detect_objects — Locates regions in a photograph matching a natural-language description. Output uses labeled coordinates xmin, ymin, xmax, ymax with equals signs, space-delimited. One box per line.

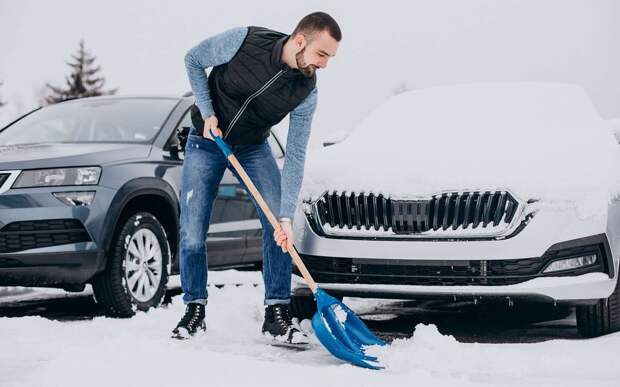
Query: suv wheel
xmin=576 ymin=275 xmax=620 ymax=337
xmin=93 ymin=212 xmax=171 ymax=317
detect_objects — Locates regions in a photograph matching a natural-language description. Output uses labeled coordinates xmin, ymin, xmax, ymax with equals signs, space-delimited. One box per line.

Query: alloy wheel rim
xmin=124 ymin=228 xmax=163 ymax=302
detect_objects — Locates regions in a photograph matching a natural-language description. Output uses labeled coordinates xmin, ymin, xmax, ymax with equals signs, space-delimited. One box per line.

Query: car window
xmin=0 ymin=98 xmax=178 ymax=145
xmin=178 ymin=109 xmax=193 ymax=131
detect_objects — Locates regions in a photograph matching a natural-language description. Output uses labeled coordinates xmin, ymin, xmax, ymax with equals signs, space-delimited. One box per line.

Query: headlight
xmin=13 ymin=167 xmax=101 ymax=188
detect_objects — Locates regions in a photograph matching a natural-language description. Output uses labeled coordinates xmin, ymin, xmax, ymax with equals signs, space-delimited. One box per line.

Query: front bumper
xmin=0 ymin=243 xmax=106 ymax=286
xmin=292 ymin=272 xmax=614 ymax=305
xmin=292 ymin=234 xmax=615 ymax=303
xmin=0 ymin=174 xmax=116 ymax=286
xmin=292 ymin=201 xmax=620 ymax=303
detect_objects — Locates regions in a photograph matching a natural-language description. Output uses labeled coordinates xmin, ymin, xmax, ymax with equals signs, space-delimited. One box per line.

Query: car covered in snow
xmin=291 ymin=83 xmax=620 ymax=337
xmin=0 ymin=94 xmax=286 ymax=316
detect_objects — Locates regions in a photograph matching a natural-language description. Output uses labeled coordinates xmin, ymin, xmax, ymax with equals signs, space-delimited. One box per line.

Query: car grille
xmin=297 ymin=241 xmax=608 ymax=287
xmin=310 ymin=190 xmax=522 ymax=238
xmin=0 ymin=219 xmax=91 ymax=253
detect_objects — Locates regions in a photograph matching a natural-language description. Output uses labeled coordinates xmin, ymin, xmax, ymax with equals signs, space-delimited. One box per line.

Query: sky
xmin=1 ymin=0 xmax=619 ymax=148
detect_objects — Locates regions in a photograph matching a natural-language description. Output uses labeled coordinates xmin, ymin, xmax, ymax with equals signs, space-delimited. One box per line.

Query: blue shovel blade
xmin=311 ymin=288 xmax=386 ymax=370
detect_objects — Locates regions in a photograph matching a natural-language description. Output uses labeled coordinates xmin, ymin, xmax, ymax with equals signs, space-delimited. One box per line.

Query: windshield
xmin=0 ymin=98 xmax=178 ymax=145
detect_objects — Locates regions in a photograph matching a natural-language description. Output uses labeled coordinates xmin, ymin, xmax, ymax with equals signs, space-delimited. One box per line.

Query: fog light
xmin=53 ymin=191 xmax=95 ymax=206
xmin=543 ymin=254 xmax=597 ymax=273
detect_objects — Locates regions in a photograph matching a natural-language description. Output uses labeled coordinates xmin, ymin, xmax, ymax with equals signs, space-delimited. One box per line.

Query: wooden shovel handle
xmin=227 ymin=153 xmax=318 ymax=293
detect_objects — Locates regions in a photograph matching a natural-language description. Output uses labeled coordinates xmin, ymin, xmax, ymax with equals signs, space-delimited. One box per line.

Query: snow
xmin=367 ymin=323 xmax=619 ymax=384
xmin=610 ymin=118 xmax=620 ymax=142
xmin=332 ymin=304 xmax=348 ymax=324
xmin=0 ymin=286 xmax=91 ymax=304
xmin=302 ymin=83 xmax=620 ymax=219
xmin=1 ymin=271 xmax=619 ymax=386
xmin=133 ymin=214 xmax=142 ymax=226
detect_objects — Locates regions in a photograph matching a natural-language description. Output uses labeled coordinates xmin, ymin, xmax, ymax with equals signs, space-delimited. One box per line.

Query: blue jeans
xmin=179 ymin=128 xmax=291 ymax=306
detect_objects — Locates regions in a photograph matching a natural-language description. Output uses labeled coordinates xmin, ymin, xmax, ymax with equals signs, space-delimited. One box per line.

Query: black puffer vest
xmin=191 ymin=26 xmax=317 ymax=145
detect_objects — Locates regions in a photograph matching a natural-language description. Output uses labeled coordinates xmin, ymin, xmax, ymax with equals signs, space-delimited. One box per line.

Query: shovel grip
xmin=210 ymin=132 xmax=318 ymax=293
xmin=209 ymin=129 xmax=232 ymax=157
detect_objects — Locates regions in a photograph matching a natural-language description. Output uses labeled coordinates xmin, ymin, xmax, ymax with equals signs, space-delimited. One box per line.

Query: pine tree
xmin=45 ymin=40 xmax=117 ymax=104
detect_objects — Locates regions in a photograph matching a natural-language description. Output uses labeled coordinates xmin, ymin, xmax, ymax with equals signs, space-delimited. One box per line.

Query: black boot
xmin=171 ymin=303 xmax=206 ymax=340
xmin=261 ymin=303 xmax=309 ymax=346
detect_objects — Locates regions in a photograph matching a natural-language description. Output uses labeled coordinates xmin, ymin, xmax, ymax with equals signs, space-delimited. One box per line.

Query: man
xmin=172 ymin=12 xmax=341 ymax=346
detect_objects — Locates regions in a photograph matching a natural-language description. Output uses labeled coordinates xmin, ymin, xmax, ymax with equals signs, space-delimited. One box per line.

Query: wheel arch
xmin=101 ymin=177 xmax=180 ymax=269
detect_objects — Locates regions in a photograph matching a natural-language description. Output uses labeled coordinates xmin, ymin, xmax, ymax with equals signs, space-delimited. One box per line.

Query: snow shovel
xmin=208 ymin=129 xmax=386 ymax=369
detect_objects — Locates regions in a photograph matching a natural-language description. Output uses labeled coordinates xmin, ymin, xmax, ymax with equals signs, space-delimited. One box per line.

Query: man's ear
xmin=293 ymin=33 xmax=306 ymax=49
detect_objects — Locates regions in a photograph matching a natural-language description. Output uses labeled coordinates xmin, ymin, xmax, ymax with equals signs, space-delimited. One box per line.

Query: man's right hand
xmin=202 ymin=115 xmax=222 ymax=140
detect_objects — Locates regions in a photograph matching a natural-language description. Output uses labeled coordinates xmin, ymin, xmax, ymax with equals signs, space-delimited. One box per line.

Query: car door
xmin=165 ymin=109 xmax=247 ymax=268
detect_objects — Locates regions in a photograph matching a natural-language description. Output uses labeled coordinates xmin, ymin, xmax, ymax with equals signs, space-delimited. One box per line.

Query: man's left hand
xmin=274 ymin=220 xmax=294 ymax=253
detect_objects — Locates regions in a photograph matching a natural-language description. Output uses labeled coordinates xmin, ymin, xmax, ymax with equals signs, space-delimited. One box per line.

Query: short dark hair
xmin=292 ymin=12 xmax=342 ymax=42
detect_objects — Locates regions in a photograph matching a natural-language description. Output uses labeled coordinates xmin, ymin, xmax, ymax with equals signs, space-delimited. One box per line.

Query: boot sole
xmin=171 ymin=329 xmax=206 ymax=340
xmin=171 ymin=322 xmax=207 ymax=340
xmin=262 ymin=331 xmax=310 ymax=350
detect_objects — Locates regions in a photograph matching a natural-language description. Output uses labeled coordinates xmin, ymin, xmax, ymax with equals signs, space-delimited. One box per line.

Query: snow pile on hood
xmin=303 ymin=83 xmax=620 ymax=217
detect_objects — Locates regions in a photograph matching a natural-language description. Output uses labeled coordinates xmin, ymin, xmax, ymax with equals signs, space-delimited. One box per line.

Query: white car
xmin=291 ymin=83 xmax=620 ymax=337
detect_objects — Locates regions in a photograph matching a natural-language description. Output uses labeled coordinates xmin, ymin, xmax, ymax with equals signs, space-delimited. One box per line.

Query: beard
xmin=295 ymin=47 xmax=316 ymax=77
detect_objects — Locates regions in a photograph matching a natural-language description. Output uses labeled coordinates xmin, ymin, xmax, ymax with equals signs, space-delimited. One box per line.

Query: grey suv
xmin=0 ymin=94 xmax=286 ymax=316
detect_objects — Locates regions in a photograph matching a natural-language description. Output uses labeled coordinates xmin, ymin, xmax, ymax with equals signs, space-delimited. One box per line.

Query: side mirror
xmin=322 ymin=130 xmax=350 ymax=147
xmin=176 ymin=126 xmax=191 ymax=151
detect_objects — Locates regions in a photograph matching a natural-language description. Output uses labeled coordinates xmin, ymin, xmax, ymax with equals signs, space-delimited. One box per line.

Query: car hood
xmin=302 ymin=83 xmax=620 ymax=218
xmin=0 ymin=142 xmax=152 ymax=170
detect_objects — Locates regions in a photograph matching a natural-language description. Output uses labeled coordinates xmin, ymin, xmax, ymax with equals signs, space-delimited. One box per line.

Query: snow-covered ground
xmin=1 ymin=270 xmax=618 ymax=387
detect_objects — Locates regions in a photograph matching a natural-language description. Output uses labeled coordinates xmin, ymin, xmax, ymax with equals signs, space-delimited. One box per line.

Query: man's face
xmin=294 ymin=30 xmax=339 ymax=77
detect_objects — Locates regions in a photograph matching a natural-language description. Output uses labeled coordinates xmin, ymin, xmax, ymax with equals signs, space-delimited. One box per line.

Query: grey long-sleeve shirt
xmin=184 ymin=26 xmax=317 ymax=220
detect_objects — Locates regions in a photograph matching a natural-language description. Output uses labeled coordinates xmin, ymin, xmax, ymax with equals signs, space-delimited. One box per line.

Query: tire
xmin=92 ymin=212 xmax=171 ymax=317
xmin=576 ymin=275 xmax=620 ymax=337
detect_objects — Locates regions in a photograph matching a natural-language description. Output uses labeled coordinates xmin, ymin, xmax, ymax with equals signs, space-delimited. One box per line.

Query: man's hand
xmin=274 ymin=219 xmax=294 ymax=253
xmin=202 ymin=115 xmax=222 ymax=140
